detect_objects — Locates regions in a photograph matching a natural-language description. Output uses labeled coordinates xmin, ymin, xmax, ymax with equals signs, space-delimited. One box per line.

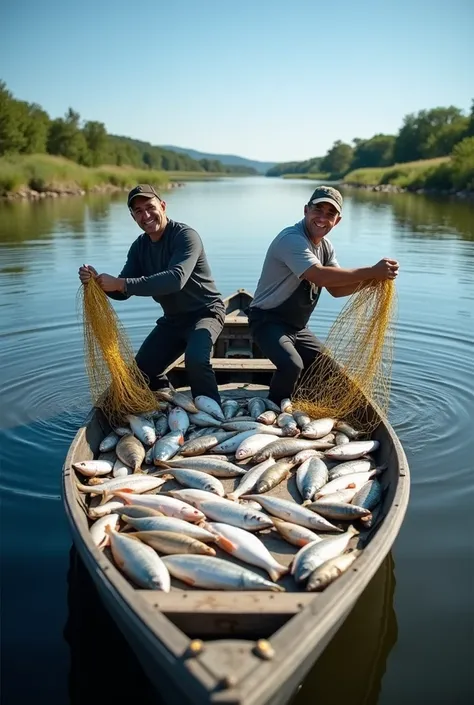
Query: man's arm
xmin=123 ymin=228 xmax=201 ymax=297
xmin=103 ymin=241 xmax=142 ymax=300
xmin=302 ymin=258 xmax=398 ymax=291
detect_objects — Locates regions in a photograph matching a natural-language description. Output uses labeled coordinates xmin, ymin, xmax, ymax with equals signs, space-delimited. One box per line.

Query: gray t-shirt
xmin=251 ymin=219 xmax=339 ymax=310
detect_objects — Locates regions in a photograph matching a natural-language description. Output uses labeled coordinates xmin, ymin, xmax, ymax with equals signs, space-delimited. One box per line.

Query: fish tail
xmin=269 ymin=564 xmax=289 ymax=582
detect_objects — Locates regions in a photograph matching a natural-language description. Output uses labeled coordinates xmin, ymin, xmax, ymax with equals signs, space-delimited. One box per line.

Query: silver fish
xmin=220 ymin=421 xmax=283 ymax=436
xmin=315 ymin=470 xmax=378 ymax=498
xmin=180 ymin=431 xmax=237 ymax=457
xmin=154 ymin=414 xmax=169 ymax=438
xmin=132 ymin=530 xmax=216 ymax=556
xmin=253 ymin=437 xmax=332 ymax=462
xmin=280 ymin=398 xmax=293 ymax=413
xmin=226 ymin=458 xmax=276 ymax=501
xmin=121 ymin=515 xmax=216 ymax=542
xmin=167 ymin=489 xmax=233 ymax=509
xmin=293 ymin=449 xmax=324 ymax=465
xmin=306 ymin=550 xmax=361 ymax=591
xmin=301 ymin=418 xmax=335 ymax=439
xmin=334 ymin=421 xmax=361 ymax=439
xmin=256 ymin=410 xmax=277 ymax=425
xmin=297 ymin=456 xmax=328 ymax=501
xmin=188 ymin=411 xmax=222 ymax=428
xmin=242 ymin=495 xmax=341 ymax=532
xmin=162 ymin=555 xmax=284 ymax=592
xmin=157 ymin=390 xmax=198 ymax=414
xmin=292 ymin=526 xmax=358 ymax=583
xmin=107 ymin=527 xmax=170 ymax=591
xmin=126 ymin=414 xmax=156 ymax=446
xmin=222 ymin=399 xmax=240 ymax=419
xmin=277 ymin=412 xmax=299 ymax=436
xmin=114 ymin=492 xmax=204 ymax=522
xmin=116 ymin=434 xmax=145 ymax=472
xmin=328 ymin=459 xmax=375 ymax=481
xmin=119 ymin=505 xmax=164 ymax=519
xmin=99 ymin=432 xmax=120 ymax=453
xmin=325 ymin=440 xmax=380 ymax=460
xmin=306 ymin=501 xmax=371 ymax=520
xmin=168 ymin=407 xmax=190 ymax=434
xmin=76 ymin=474 xmax=165 ymax=496
xmin=248 ymin=397 xmax=267 ymax=419
xmin=161 ymin=456 xmax=246 ymax=477
xmin=264 ymin=398 xmax=282 ymax=413
xmin=198 ymin=498 xmax=274 ymax=531
xmin=89 ymin=513 xmax=120 ymax=548
xmin=335 ymin=432 xmax=350 ymax=445
xmin=256 ymin=458 xmax=295 ymax=493
xmin=113 ymin=425 xmax=132 ymax=437
xmin=292 ymin=410 xmax=312 ymax=429
xmin=155 ymin=468 xmax=225 ymax=496
xmin=153 ymin=431 xmax=184 ymax=464
xmin=88 ymin=497 xmax=126 ymax=519
xmin=112 ymin=458 xmax=132 ymax=478
xmin=352 ymin=479 xmax=383 ymax=511
xmin=73 ymin=460 xmax=113 ymax=477
xmin=194 ymin=395 xmax=225 ymax=422
xmin=206 ymin=522 xmax=288 ymax=582
xmin=272 ymin=518 xmax=322 ymax=547
xmin=235 ymin=433 xmax=277 ymax=460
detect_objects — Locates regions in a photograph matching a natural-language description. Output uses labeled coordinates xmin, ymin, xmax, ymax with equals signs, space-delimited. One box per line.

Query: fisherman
xmin=248 ymin=185 xmax=399 ymax=405
xmin=78 ymin=184 xmax=225 ymax=403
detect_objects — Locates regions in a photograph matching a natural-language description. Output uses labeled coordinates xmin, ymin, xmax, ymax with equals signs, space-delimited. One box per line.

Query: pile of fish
xmin=73 ymin=391 xmax=386 ymax=594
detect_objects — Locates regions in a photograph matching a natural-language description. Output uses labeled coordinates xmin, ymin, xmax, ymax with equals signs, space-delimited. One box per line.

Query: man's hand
xmin=78 ymin=264 xmax=98 ymax=284
xmin=96 ymin=274 xmax=126 ymax=292
xmin=371 ymin=258 xmax=399 ymax=281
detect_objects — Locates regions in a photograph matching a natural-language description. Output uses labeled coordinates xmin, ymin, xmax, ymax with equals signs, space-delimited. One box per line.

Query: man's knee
xmin=278 ymin=351 xmax=304 ymax=378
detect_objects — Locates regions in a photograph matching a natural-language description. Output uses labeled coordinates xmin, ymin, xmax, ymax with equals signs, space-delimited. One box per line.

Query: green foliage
xmin=351 ymin=134 xmax=395 ymax=170
xmin=393 ymin=107 xmax=469 ymax=163
xmin=266 ymin=157 xmax=323 ymax=177
xmin=320 ymin=141 xmax=354 ymax=177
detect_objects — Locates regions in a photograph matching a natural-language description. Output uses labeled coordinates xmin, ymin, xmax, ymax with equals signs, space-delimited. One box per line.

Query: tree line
xmin=0 ymin=81 xmax=256 ymax=175
xmin=267 ymin=102 xmax=474 ymax=177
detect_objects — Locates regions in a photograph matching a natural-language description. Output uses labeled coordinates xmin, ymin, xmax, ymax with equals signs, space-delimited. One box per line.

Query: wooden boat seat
xmin=175 ymin=358 xmax=276 ymax=371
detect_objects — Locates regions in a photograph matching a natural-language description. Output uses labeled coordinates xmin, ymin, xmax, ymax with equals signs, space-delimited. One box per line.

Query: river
xmin=1 ymin=177 xmax=473 ymax=705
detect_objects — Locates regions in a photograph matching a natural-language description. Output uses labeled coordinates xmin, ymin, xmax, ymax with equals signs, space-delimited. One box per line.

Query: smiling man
xmin=78 ymin=184 xmax=225 ymax=403
xmin=248 ymin=185 xmax=399 ymax=405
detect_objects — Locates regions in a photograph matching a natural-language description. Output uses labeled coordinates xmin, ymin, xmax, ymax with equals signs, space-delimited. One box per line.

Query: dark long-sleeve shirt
xmin=107 ymin=219 xmax=223 ymax=319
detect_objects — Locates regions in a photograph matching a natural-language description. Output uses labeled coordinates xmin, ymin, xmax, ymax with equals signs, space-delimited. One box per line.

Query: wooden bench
xmin=175 ymin=357 xmax=276 ymax=371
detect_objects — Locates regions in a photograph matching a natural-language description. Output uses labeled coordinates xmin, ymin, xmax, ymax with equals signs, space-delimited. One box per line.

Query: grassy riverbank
xmin=0 ymin=154 xmax=233 ymax=198
xmin=281 ymin=172 xmax=329 ymax=180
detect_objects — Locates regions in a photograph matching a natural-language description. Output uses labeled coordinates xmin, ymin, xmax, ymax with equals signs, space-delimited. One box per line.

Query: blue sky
xmin=1 ymin=0 xmax=472 ymax=162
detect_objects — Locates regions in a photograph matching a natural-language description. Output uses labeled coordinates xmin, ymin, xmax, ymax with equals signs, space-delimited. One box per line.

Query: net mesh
xmin=77 ymin=277 xmax=157 ymax=425
xmin=293 ymin=279 xmax=397 ymax=433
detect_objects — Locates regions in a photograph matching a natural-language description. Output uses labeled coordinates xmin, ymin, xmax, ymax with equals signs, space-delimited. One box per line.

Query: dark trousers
xmin=135 ymin=311 xmax=224 ymax=404
xmin=251 ymin=321 xmax=325 ymax=405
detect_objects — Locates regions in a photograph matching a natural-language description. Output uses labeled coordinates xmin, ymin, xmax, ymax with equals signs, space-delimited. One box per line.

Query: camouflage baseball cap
xmin=127 ymin=184 xmax=161 ymax=208
xmin=308 ymin=185 xmax=343 ymax=213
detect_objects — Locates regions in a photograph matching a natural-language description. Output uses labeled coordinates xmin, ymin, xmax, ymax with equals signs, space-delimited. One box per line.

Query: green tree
xmin=0 ymin=81 xmax=27 ymax=154
xmin=82 ymin=120 xmax=108 ymax=166
xmin=351 ymin=134 xmax=395 ymax=169
xmin=320 ymin=141 xmax=354 ymax=176
xmin=47 ymin=108 xmax=89 ymax=163
xmin=394 ymin=106 xmax=468 ymax=162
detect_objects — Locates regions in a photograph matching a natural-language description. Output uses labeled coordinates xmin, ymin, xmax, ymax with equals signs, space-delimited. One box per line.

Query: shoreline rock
xmin=0 ymin=181 xmax=185 ymax=202
xmin=341 ymin=182 xmax=474 ymax=201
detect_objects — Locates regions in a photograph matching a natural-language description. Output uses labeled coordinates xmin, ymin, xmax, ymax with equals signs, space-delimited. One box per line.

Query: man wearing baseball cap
xmin=78 ymin=184 xmax=225 ymax=403
xmin=248 ymin=185 xmax=399 ymax=405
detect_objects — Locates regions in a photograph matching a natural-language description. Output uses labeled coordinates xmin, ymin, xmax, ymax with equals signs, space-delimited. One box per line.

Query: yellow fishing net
xmin=77 ymin=277 xmax=157 ymax=425
xmin=293 ymin=279 xmax=397 ymax=433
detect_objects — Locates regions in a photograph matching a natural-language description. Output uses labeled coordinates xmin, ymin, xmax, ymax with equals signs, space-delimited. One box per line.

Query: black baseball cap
xmin=127 ymin=184 xmax=161 ymax=208
xmin=308 ymin=185 xmax=343 ymax=214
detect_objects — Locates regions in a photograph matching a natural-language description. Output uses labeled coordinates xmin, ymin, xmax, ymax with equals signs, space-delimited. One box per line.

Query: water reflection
xmin=64 ymin=548 xmax=397 ymax=705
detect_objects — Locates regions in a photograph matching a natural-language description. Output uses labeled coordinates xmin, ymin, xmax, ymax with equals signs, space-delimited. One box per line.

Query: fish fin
xmin=104 ymin=525 xmax=114 ymax=536
xmin=269 ymin=565 xmax=289 ymax=582
xmin=301 ymin=499 xmax=311 ymax=507
xmin=97 ymin=536 xmax=110 ymax=550
xmin=119 ymin=488 xmax=135 ymax=494
xmin=99 ymin=492 xmax=111 ymax=505
xmin=226 ymin=492 xmax=238 ymax=501
xmin=216 ymin=536 xmax=238 ymax=553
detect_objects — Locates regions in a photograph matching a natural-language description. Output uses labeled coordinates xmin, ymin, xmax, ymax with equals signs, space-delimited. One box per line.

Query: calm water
xmin=1 ymin=178 xmax=473 ymax=705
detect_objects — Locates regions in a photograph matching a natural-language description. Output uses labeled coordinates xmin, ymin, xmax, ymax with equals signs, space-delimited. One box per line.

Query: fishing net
xmin=293 ymin=279 xmax=397 ymax=433
xmin=77 ymin=277 xmax=157 ymax=425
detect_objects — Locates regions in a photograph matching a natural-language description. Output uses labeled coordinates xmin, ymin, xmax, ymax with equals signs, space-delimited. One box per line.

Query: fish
xmin=255 ymin=458 xmax=295 ymax=493
xmin=116 ymin=434 xmax=146 ymax=472
xmin=306 ymin=501 xmax=371 ymax=521
xmin=352 ymin=479 xmax=383 ymax=512
xmin=194 ymin=395 xmax=225 ymax=422
xmin=153 ymin=431 xmax=184 ymax=465
xmin=167 ymin=488 xmax=229 ymax=508
xmin=113 ymin=458 xmax=132 ymax=478
xmin=306 ymin=550 xmax=361 ymax=591
xmin=154 ymin=414 xmax=169 ymax=438
xmin=121 ymin=515 xmax=216 ymax=542
xmin=106 ymin=526 xmax=170 ymax=591
xmin=88 ymin=497 xmax=127 ymax=519
xmin=180 ymin=431 xmax=237 ymax=457
xmin=119 ymin=505 xmax=164 ymax=520
xmin=324 ymin=440 xmax=380 ymax=460
xmin=253 ymin=437 xmax=332 ymax=463
xmin=242 ymin=495 xmax=341 ymax=532
xmin=160 ymin=456 xmax=246 ymax=477
xmin=292 ymin=410 xmax=312 ymax=429
xmin=264 ymin=398 xmax=282 ymax=413
xmin=113 ymin=492 xmax=204 ymax=522
xmin=293 ymin=449 xmax=324 ymax=465
xmin=126 ymin=414 xmax=156 ymax=446
xmin=133 ymin=530 xmax=216 ymax=556
xmin=226 ymin=458 xmax=276 ymax=501
xmin=334 ymin=421 xmax=361 ymax=439
xmin=154 ymin=468 xmax=225 ymax=496
xmin=272 ymin=519 xmax=323 ymax=547
xmin=198 ymin=498 xmax=274 ymax=531
xmin=291 ymin=526 xmax=359 ymax=583
xmin=301 ymin=418 xmax=335 ymax=439
xmin=280 ymin=398 xmax=293 ymax=413
xmin=211 ymin=430 xmax=261 ymax=454
xmin=162 ymin=555 xmax=284 ymax=592
xmin=222 ymin=399 xmax=240 ymax=419
xmin=144 ymin=446 xmax=155 ymax=465
xmin=248 ymin=397 xmax=267 ymax=419
xmin=328 ymin=459 xmax=376 ymax=481
xmin=157 ymin=390 xmax=198 ymax=414
xmin=314 ymin=470 xmax=378 ymax=498
xmin=206 ymin=522 xmax=288 ymax=582
xmin=256 ymin=410 xmax=277 ymax=425
xmin=360 ymin=502 xmax=382 ymax=529
xmin=277 ymin=413 xmax=300 ymax=437
xmin=335 ymin=432 xmax=350 ymax=445
xmin=113 ymin=425 xmax=132 ymax=437
xmin=314 ymin=489 xmax=359 ymax=504
xmin=76 ymin=474 xmax=165 ymax=497
xmin=99 ymin=432 xmax=120 ymax=453
xmin=72 ymin=460 xmax=113 ymax=477
xmin=168 ymin=407 xmax=190 ymax=434
xmin=89 ymin=513 xmax=120 ymax=548
xmin=296 ymin=456 xmax=328 ymax=501
xmin=188 ymin=411 xmax=222 ymax=428
xmin=220 ymin=421 xmax=283 ymax=436
xmin=235 ymin=433 xmax=277 ymax=460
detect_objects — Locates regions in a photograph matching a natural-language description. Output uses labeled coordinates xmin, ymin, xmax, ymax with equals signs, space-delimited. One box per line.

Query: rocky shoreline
xmin=0 ymin=181 xmax=185 ymax=201
xmin=342 ymin=182 xmax=474 ymax=200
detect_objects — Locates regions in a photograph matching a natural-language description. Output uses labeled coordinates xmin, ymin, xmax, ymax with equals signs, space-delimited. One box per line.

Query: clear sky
xmin=1 ymin=0 xmax=472 ymax=162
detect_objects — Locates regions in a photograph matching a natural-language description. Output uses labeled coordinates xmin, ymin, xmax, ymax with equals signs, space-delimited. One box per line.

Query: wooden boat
xmin=62 ymin=289 xmax=410 ymax=705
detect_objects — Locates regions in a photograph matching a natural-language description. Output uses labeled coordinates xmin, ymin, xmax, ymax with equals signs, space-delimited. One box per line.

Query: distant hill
xmin=161 ymin=145 xmax=276 ymax=174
